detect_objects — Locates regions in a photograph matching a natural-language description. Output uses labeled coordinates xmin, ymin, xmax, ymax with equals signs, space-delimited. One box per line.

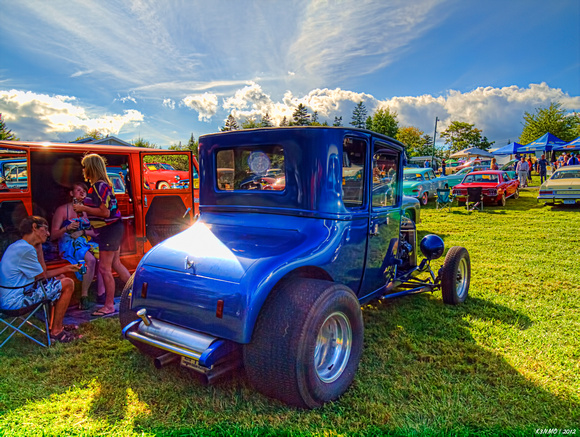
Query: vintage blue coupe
xmin=120 ymin=127 xmax=471 ymax=408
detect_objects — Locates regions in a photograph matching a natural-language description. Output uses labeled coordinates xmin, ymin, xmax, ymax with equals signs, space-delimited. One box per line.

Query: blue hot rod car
xmin=120 ymin=127 xmax=471 ymax=408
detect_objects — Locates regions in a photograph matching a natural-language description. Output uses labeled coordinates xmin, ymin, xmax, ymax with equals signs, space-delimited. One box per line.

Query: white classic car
xmin=538 ymin=165 xmax=580 ymax=205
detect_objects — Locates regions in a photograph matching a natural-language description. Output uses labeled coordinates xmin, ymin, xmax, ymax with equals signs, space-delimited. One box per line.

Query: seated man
xmin=0 ymin=216 xmax=80 ymax=343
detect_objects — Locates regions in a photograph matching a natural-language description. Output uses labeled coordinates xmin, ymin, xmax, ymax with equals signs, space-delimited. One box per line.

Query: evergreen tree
xmin=133 ymin=137 xmax=157 ymax=148
xmin=520 ymin=102 xmax=578 ymax=143
xmin=221 ymin=114 xmax=239 ymax=131
xmin=333 ymin=116 xmax=343 ymax=127
xmin=311 ymin=111 xmax=319 ymax=124
xmin=280 ymin=116 xmax=289 ymax=127
xmin=292 ymin=104 xmax=310 ymax=126
xmin=261 ymin=113 xmax=273 ymax=127
xmin=241 ymin=117 xmax=260 ymax=129
xmin=0 ymin=115 xmax=18 ymax=140
xmin=350 ymin=101 xmax=367 ymax=128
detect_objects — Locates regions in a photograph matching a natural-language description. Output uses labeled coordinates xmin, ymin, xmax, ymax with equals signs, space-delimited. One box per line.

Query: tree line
xmin=1 ymin=102 xmax=579 ymax=159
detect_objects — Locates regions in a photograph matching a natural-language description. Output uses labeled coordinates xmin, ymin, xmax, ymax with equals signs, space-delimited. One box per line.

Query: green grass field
xmin=1 ymin=178 xmax=579 ymax=436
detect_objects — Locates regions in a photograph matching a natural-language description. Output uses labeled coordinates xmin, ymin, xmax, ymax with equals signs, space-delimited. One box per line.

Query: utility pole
xmin=431 ymin=116 xmax=439 ymax=170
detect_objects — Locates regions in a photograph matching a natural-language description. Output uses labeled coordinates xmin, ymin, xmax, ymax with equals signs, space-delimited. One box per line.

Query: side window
xmin=342 ymin=137 xmax=366 ymax=208
xmin=142 ymin=154 xmax=190 ymax=190
xmin=424 ymin=171 xmax=431 ymax=181
xmin=372 ymin=144 xmax=399 ymax=208
xmin=0 ymin=148 xmax=28 ymax=191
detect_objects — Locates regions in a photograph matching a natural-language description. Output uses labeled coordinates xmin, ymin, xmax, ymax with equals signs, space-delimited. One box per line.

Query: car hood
xmin=140 ymin=220 xmax=306 ymax=283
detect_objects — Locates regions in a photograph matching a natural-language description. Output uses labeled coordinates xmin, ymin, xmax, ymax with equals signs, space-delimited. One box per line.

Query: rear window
xmin=216 ymin=145 xmax=285 ymax=191
xmin=463 ymin=173 xmax=499 ymax=183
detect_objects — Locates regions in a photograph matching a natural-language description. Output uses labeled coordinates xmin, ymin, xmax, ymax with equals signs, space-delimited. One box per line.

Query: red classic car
xmin=452 ymin=170 xmax=520 ymax=206
xmin=143 ymin=162 xmax=190 ymax=189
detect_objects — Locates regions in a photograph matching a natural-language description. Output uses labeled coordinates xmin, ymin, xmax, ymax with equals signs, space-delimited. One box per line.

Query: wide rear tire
xmin=441 ymin=247 xmax=470 ymax=305
xmin=497 ymin=192 xmax=506 ymax=206
xmin=421 ymin=192 xmax=429 ymax=206
xmin=119 ymin=274 xmax=162 ymax=356
xmin=244 ymin=278 xmax=364 ymax=409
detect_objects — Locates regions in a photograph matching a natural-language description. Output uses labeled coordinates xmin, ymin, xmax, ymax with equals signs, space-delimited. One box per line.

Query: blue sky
xmin=1 ymin=0 xmax=579 ymax=148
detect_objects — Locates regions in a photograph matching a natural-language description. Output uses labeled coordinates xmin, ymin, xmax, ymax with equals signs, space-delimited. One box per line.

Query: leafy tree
xmin=368 ymin=107 xmax=399 ymax=137
xmin=0 ymin=115 xmax=18 ymax=140
xmin=292 ymin=104 xmax=310 ymax=126
xmin=261 ymin=113 xmax=273 ymax=127
xmin=75 ymin=129 xmax=102 ymax=141
xmin=280 ymin=116 xmax=289 ymax=127
xmin=241 ymin=117 xmax=260 ymax=129
xmin=221 ymin=114 xmax=239 ymax=131
xmin=333 ymin=116 xmax=343 ymax=127
xmin=350 ymin=101 xmax=367 ymax=128
xmin=520 ymin=102 xmax=579 ymax=143
xmin=133 ymin=137 xmax=158 ymax=148
xmin=396 ymin=126 xmax=431 ymax=157
xmin=365 ymin=116 xmax=373 ymax=131
xmin=439 ymin=121 xmax=494 ymax=153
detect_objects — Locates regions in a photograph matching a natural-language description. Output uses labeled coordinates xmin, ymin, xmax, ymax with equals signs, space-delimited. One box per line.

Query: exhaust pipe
xmin=154 ymin=352 xmax=180 ymax=369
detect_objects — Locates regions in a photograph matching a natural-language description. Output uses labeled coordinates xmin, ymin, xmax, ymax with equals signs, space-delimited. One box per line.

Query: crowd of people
xmin=0 ymin=153 xmax=128 ymax=343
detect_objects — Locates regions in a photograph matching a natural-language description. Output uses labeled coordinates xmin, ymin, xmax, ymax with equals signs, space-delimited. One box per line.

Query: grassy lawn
xmin=1 ymin=177 xmax=578 ymax=436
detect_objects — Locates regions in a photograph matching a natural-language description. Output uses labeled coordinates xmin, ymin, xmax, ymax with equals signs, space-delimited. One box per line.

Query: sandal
xmin=51 ymin=329 xmax=77 ymax=344
xmin=91 ymin=307 xmax=116 ymax=317
xmin=79 ymin=296 xmax=90 ymax=310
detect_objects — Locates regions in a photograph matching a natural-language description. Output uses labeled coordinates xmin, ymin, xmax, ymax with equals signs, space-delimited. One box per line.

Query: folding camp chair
xmin=436 ymin=188 xmax=454 ymax=212
xmin=0 ymin=282 xmax=52 ymax=348
xmin=466 ymin=187 xmax=483 ymax=212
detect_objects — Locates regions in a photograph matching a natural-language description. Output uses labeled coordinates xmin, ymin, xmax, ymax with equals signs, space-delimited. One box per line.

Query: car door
xmin=140 ymin=151 xmax=196 ymax=250
xmin=360 ymin=140 xmax=402 ymax=298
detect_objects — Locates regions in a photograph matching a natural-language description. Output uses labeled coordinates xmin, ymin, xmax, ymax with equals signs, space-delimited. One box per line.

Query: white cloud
xmin=162 ymin=98 xmax=175 ymax=110
xmin=182 ymin=93 xmax=218 ymax=121
xmin=114 ymin=94 xmax=137 ymax=104
xmin=0 ymin=89 xmax=143 ymax=140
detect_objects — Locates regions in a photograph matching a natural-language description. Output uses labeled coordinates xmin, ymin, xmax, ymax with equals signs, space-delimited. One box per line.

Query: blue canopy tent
xmin=552 ymin=137 xmax=580 ymax=151
xmin=517 ymin=133 xmax=567 ymax=153
xmin=492 ymin=142 xmax=522 ymax=155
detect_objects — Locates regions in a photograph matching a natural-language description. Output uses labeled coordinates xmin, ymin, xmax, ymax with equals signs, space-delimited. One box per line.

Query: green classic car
xmin=438 ymin=165 xmax=489 ymax=188
xmin=403 ymin=167 xmax=447 ymax=205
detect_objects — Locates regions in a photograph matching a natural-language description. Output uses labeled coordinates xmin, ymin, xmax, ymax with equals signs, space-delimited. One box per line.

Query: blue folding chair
xmin=436 ymin=188 xmax=454 ymax=212
xmin=0 ymin=282 xmax=52 ymax=348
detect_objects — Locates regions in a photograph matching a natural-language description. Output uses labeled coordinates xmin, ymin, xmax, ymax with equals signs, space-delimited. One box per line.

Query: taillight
xmin=540 ymin=190 xmax=553 ymax=195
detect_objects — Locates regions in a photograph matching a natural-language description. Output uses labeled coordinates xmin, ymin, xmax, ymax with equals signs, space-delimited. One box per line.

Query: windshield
xmin=551 ymin=170 xmax=580 ymax=180
xmin=462 ymin=173 xmax=499 ymax=183
xmin=403 ymin=173 xmax=424 ymax=182
xmin=159 ymin=163 xmax=175 ymax=170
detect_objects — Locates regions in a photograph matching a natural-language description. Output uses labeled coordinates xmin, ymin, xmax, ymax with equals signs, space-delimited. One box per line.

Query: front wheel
xmin=497 ymin=192 xmax=506 ymax=207
xmin=244 ymin=279 xmax=364 ymax=409
xmin=420 ymin=192 xmax=429 ymax=206
xmin=441 ymin=246 xmax=470 ymax=305
xmin=157 ymin=181 xmax=170 ymax=189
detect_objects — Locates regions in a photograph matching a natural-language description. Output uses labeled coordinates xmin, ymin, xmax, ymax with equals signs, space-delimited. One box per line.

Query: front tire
xmin=513 ymin=189 xmax=519 ymax=200
xmin=157 ymin=181 xmax=170 ymax=189
xmin=244 ymin=279 xmax=364 ymax=409
xmin=119 ymin=274 xmax=162 ymax=356
xmin=497 ymin=192 xmax=506 ymax=206
xmin=441 ymin=247 xmax=470 ymax=305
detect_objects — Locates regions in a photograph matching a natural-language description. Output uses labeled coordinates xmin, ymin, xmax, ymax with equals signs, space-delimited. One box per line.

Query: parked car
xmin=538 ymin=165 xmax=580 ymax=205
xmin=143 ymin=162 xmax=190 ymax=190
xmin=453 ymin=170 xmax=519 ymax=206
xmin=0 ymin=158 xmax=28 ymax=190
xmin=499 ymin=160 xmax=518 ymax=179
xmin=402 ymin=167 xmax=448 ymax=205
xmin=439 ymin=165 xmax=490 ymax=188
xmin=120 ymin=127 xmax=470 ymax=409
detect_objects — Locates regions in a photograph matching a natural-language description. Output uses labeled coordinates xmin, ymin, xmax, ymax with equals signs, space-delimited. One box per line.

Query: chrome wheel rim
xmin=314 ymin=311 xmax=352 ymax=383
xmin=456 ymin=257 xmax=468 ymax=299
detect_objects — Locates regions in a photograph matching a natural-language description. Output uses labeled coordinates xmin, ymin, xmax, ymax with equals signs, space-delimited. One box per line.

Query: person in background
xmin=537 ymin=154 xmax=548 ymax=184
xmin=527 ymin=156 xmax=533 ymax=183
xmin=567 ymin=153 xmax=579 ymax=166
xmin=490 ymin=157 xmax=499 ymax=170
xmin=0 ymin=216 xmax=79 ymax=343
xmin=424 ymin=160 xmax=430 ymax=168
xmin=74 ymin=154 xmax=130 ymax=317
xmin=516 ymin=156 xmax=529 ymax=188
xmin=441 ymin=159 xmax=446 ymax=175
xmin=51 ymin=182 xmax=104 ymax=310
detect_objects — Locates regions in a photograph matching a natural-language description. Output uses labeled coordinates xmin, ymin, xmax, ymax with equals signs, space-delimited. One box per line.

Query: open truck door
xmin=139 ymin=150 xmax=199 ymax=251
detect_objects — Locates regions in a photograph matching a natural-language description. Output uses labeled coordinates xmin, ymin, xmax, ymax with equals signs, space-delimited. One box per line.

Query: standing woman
xmin=74 ymin=154 xmax=130 ymax=316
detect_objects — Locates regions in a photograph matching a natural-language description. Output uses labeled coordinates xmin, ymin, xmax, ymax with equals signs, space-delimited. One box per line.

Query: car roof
xmin=403 ymin=167 xmax=432 ymax=173
xmin=468 ymin=170 xmax=503 ymax=174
